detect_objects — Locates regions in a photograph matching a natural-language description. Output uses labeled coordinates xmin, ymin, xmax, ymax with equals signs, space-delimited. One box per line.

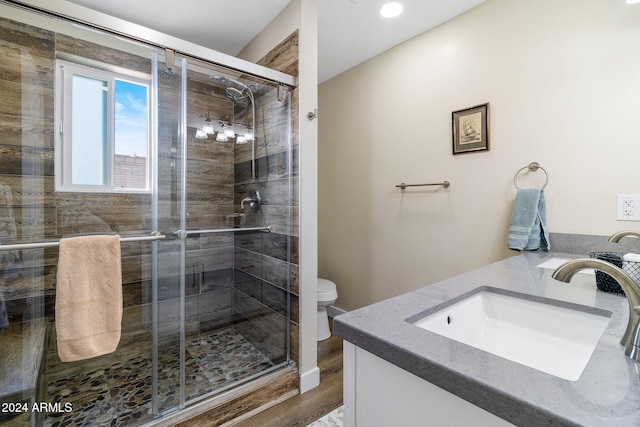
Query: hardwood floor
xmin=233 ymin=322 xmax=343 ymax=427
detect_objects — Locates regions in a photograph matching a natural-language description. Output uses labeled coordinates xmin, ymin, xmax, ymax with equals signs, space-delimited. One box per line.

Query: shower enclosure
xmin=0 ymin=2 xmax=297 ymax=426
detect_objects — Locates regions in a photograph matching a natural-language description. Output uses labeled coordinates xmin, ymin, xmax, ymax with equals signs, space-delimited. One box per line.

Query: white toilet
xmin=317 ymin=278 xmax=338 ymax=341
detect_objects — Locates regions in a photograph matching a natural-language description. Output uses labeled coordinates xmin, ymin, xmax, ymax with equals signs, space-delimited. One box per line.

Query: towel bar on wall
xmin=0 ymin=231 xmax=166 ymax=251
xmin=396 ymin=181 xmax=451 ymax=190
xmin=514 ymin=162 xmax=548 ymax=189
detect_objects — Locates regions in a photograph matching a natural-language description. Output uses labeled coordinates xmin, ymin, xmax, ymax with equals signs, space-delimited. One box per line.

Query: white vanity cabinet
xmin=342 ymin=342 xmax=515 ymax=427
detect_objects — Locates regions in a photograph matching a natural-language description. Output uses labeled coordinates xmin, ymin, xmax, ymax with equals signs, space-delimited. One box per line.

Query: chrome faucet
xmin=240 ymin=190 xmax=261 ymax=213
xmin=608 ymin=230 xmax=640 ymax=243
xmin=552 ymin=259 xmax=640 ymax=361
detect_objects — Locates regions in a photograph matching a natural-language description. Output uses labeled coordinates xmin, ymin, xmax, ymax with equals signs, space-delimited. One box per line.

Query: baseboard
xmin=327 ymin=305 xmax=347 ymax=318
xmin=299 ymin=366 xmax=320 ymax=394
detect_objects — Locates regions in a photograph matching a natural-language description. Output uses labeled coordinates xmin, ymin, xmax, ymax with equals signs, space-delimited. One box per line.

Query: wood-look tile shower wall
xmin=0 ymin=15 xmax=300 ymax=365
xmin=233 ymin=31 xmax=300 ymax=365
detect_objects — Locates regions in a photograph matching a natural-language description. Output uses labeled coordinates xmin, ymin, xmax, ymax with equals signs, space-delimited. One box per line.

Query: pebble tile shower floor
xmin=43 ymin=328 xmax=274 ymax=427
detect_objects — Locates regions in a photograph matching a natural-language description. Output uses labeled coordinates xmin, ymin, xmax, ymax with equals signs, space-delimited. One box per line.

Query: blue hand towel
xmin=507 ymin=188 xmax=550 ymax=251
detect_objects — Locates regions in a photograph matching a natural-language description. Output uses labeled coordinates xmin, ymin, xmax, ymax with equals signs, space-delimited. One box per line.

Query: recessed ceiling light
xmin=380 ymin=2 xmax=403 ymax=18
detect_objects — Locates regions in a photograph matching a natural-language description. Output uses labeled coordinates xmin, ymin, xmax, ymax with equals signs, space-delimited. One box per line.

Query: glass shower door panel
xmin=182 ymin=60 xmax=238 ymax=403
xmin=0 ymin=6 xmax=166 ymax=426
xmin=153 ymin=55 xmax=185 ymax=415
xmin=232 ymin=85 xmax=292 ymax=370
xmin=181 ymin=60 xmax=293 ymax=404
xmin=0 ymin=22 xmax=49 ymax=427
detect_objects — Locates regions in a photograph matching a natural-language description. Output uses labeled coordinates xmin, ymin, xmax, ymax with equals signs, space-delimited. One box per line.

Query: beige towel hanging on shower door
xmin=55 ymin=234 xmax=122 ymax=362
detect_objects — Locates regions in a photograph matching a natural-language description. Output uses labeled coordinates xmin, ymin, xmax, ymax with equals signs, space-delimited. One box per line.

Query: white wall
xmin=295 ymin=0 xmax=319 ymax=394
xmin=318 ymin=0 xmax=640 ymax=311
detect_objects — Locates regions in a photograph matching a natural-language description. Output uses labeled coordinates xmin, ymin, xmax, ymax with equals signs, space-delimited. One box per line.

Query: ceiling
xmin=65 ymin=0 xmax=486 ymax=83
xmin=317 ymin=0 xmax=484 ymax=82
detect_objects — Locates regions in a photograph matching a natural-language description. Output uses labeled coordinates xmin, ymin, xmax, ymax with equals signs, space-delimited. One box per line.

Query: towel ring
xmin=514 ymin=162 xmax=548 ymax=189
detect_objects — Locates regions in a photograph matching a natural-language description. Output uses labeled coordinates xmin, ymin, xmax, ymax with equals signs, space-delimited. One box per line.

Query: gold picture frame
xmin=452 ymin=103 xmax=489 ymax=155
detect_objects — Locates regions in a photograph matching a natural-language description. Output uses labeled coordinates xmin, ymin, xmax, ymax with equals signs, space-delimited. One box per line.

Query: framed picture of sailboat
xmin=452 ymin=103 xmax=489 ymax=154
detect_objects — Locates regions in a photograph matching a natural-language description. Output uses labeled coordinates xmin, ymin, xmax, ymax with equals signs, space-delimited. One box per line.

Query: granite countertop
xmin=333 ymin=251 xmax=640 ymax=426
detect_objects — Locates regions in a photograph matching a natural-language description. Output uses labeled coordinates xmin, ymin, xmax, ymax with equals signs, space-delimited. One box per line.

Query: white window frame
xmin=55 ymin=59 xmax=152 ymax=193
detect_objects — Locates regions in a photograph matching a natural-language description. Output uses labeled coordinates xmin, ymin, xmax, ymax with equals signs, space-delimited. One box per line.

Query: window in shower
xmin=55 ymin=59 xmax=151 ymax=192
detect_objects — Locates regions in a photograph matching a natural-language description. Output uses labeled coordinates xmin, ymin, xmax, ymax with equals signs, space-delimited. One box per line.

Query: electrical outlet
xmin=624 ymin=199 xmax=635 ymax=216
xmin=617 ymin=195 xmax=640 ymax=221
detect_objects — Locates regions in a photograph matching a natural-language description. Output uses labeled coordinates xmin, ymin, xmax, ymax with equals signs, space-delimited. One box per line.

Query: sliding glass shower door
xmin=152 ymin=53 xmax=293 ymax=415
xmin=0 ymin=3 xmax=293 ymax=423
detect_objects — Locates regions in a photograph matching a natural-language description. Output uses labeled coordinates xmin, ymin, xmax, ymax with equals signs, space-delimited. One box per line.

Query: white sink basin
xmin=410 ymin=287 xmax=611 ymax=381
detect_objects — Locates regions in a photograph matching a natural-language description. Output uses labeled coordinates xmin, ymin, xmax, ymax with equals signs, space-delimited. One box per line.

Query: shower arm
xmin=248 ymin=89 xmax=256 ymax=183
xmin=232 ymin=83 xmax=256 ymax=183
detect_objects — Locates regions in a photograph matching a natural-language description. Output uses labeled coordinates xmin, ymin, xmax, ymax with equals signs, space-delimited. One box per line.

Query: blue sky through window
xmin=115 ymin=80 xmax=148 ymax=157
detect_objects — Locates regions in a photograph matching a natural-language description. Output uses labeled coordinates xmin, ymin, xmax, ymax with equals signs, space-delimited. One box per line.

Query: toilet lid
xmin=318 ymin=278 xmax=336 ymax=292
xmin=318 ymin=278 xmax=338 ymax=300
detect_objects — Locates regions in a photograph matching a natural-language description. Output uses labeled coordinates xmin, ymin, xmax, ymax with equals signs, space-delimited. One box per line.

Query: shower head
xmin=212 ymin=75 xmax=248 ymax=88
xmin=211 ymin=75 xmax=256 ymax=102
xmin=210 ymin=74 xmax=257 ymax=182
xmin=226 ymin=86 xmax=244 ymax=97
xmin=225 ymin=87 xmax=249 ymax=107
